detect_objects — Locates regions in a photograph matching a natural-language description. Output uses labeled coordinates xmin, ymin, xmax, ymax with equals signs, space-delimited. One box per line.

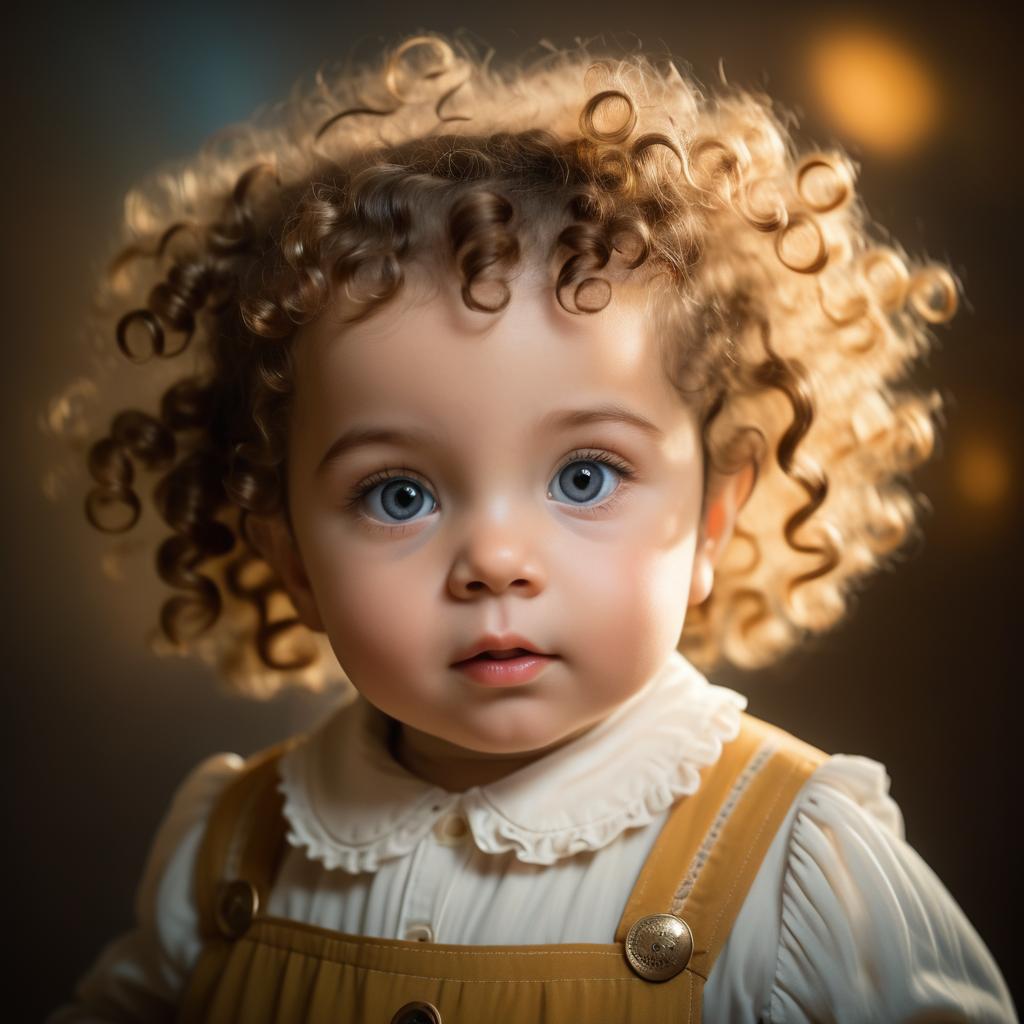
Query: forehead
xmin=290 ymin=275 xmax=683 ymax=442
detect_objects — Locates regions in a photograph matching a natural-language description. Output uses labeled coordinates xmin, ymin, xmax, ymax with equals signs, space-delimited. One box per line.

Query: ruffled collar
xmin=278 ymin=650 xmax=747 ymax=873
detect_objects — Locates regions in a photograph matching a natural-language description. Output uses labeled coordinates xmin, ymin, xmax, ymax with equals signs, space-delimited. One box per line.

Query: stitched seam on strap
xmin=232 ymin=937 xmax=655 ymax=983
xmin=232 ymin=935 xmax=704 ymax=984
xmin=669 ymin=740 xmax=776 ymax=915
xmin=249 ymin=923 xmax=625 ymax=959
xmin=616 ymin=722 xmax=768 ymax=940
xmin=621 ymin=738 xmax=746 ymax=930
xmin=703 ymin=758 xmax=805 ymax=958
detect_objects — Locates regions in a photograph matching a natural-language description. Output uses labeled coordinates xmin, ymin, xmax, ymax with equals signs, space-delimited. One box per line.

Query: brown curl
xmin=555 ymin=221 xmax=613 ymax=313
xmin=66 ymin=33 xmax=959 ymax=693
xmin=152 ymin=451 xmax=236 ymax=645
xmin=579 ymin=90 xmax=638 ymax=144
xmin=448 ymin=189 xmax=519 ymax=312
xmin=85 ymin=410 xmax=176 ymax=532
xmin=224 ymin=536 xmax=318 ymax=673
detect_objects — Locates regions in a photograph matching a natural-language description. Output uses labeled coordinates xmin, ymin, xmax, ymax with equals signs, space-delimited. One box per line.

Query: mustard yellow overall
xmin=178 ymin=713 xmax=826 ymax=1023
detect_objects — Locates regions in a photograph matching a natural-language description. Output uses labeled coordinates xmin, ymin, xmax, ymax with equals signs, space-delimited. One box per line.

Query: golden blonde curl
xmin=63 ymin=32 xmax=957 ymax=695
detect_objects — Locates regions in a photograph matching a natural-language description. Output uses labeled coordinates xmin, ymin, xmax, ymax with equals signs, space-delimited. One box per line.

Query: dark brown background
xmin=6 ymin=0 xmax=1020 ymax=1019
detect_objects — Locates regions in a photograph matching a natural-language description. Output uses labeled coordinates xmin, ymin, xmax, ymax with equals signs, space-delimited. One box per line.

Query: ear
xmin=245 ymin=514 xmax=325 ymax=632
xmin=687 ymin=460 xmax=756 ymax=608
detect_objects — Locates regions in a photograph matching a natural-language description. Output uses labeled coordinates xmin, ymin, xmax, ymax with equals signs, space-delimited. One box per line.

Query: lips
xmin=454 ymin=650 xmax=557 ymax=687
xmin=451 ymin=633 xmax=552 ymax=665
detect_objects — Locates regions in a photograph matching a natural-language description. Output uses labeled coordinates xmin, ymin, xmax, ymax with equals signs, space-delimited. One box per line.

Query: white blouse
xmin=49 ymin=652 xmax=1017 ymax=1023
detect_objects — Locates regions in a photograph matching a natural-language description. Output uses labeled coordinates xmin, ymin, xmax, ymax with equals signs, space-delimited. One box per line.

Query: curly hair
xmin=52 ymin=33 xmax=958 ymax=697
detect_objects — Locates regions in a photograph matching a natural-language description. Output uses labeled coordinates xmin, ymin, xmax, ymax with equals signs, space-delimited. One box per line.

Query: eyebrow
xmin=315 ymin=402 xmax=664 ymax=477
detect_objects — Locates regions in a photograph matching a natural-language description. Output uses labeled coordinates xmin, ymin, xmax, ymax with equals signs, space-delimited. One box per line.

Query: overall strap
xmin=193 ymin=739 xmax=295 ymax=941
xmin=614 ymin=713 xmax=826 ymax=982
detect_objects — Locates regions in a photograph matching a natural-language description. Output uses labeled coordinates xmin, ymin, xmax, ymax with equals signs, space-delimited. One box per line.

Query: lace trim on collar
xmin=278 ymin=651 xmax=747 ymax=872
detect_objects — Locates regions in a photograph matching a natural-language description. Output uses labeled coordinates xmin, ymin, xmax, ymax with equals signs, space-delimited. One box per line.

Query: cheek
xmin=305 ymin=539 xmax=435 ymax=678
xmin=569 ymin=520 xmax=697 ymax=656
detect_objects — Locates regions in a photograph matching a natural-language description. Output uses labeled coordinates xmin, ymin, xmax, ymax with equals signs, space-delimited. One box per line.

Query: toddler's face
xmin=277 ymin=273 xmax=722 ymax=758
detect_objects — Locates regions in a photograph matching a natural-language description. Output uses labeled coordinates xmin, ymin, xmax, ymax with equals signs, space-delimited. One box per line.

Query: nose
xmin=446 ymin=511 xmax=547 ymax=599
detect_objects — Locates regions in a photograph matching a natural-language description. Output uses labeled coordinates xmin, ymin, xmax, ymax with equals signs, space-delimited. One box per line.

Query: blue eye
xmin=362 ymin=476 xmax=438 ymax=523
xmin=348 ymin=450 xmax=633 ymax=527
xmin=548 ymin=456 xmax=625 ymax=507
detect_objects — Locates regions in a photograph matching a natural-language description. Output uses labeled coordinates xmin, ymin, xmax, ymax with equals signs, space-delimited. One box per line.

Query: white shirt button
xmin=403 ymin=922 xmax=434 ymax=942
xmin=432 ymin=812 xmax=469 ymax=846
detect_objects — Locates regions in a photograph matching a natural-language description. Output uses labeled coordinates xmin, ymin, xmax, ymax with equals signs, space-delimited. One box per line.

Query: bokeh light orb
xmin=808 ymin=24 xmax=939 ymax=156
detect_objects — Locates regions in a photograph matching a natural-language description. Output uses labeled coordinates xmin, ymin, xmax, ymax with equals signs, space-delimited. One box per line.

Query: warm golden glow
xmin=954 ymin=437 xmax=1012 ymax=510
xmin=808 ymin=25 xmax=938 ymax=156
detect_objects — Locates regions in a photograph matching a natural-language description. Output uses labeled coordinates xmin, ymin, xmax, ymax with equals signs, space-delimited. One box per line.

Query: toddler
xmin=47 ymin=33 xmax=1015 ymax=1023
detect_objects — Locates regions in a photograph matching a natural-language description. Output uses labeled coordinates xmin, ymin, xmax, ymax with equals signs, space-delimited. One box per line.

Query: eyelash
xmin=343 ymin=448 xmax=637 ymax=531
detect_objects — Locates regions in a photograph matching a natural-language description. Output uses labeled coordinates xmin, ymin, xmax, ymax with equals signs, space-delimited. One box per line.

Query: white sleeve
xmin=768 ymin=755 xmax=1017 ymax=1022
xmin=46 ymin=753 xmax=244 ymax=1024
xmin=705 ymin=754 xmax=1017 ymax=1024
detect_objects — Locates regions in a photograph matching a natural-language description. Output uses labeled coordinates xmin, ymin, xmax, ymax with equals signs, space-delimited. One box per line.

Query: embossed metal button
xmin=215 ymin=879 xmax=259 ymax=939
xmin=624 ymin=913 xmax=693 ymax=981
xmin=390 ymin=1001 xmax=442 ymax=1024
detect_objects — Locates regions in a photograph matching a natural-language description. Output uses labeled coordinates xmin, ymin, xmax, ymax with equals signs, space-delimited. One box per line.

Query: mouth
xmin=453 ymin=649 xmax=558 ymax=687
xmin=451 ymin=633 xmax=553 ymax=665
xmin=462 ymin=647 xmax=535 ymax=662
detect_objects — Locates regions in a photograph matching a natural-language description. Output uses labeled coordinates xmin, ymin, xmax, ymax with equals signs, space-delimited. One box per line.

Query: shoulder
xmin=138 ymin=753 xmax=247 ymax=893
xmin=784 ymin=748 xmax=904 ymax=860
xmin=154 ymin=752 xmax=247 ymax=840
xmin=47 ymin=752 xmax=249 ymax=1021
xmin=134 ymin=752 xmax=248 ymax=957
xmin=707 ymin=750 xmax=1017 ymax=1023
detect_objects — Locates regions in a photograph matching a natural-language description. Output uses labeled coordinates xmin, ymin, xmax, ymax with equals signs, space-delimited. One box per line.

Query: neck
xmin=389 ymin=720 xmax=595 ymax=792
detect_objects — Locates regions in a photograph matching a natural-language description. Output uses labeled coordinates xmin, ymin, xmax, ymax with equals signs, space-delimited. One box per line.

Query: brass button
xmin=624 ymin=913 xmax=693 ymax=981
xmin=215 ymin=879 xmax=259 ymax=939
xmin=390 ymin=1001 xmax=442 ymax=1024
